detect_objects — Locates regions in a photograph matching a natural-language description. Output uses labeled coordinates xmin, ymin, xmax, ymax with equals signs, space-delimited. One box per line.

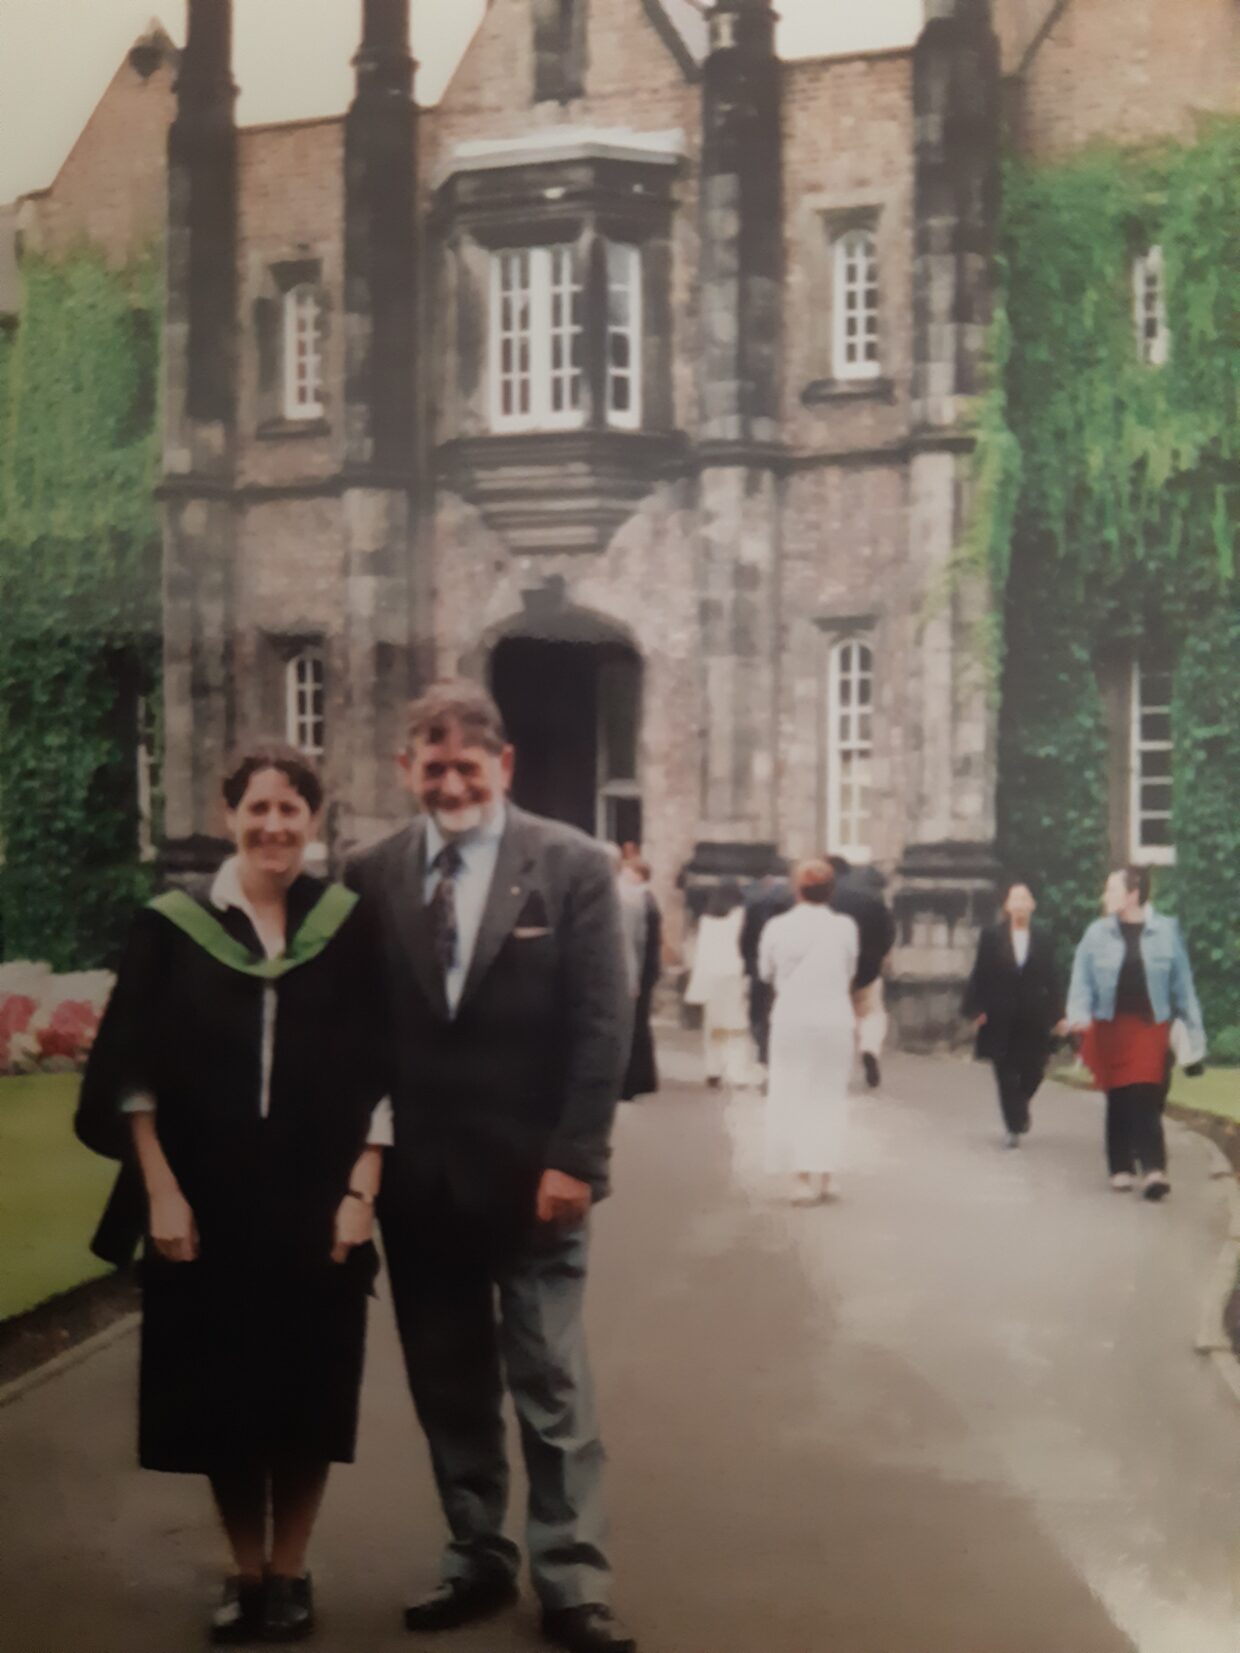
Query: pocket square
xmin=515 ymin=891 xmax=550 ymax=928
xmin=514 ymin=926 xmax=552 ymax=940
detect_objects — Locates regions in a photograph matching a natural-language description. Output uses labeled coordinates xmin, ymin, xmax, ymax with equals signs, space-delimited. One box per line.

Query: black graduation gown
xmin=623 ymin=891 xmax=661 ymax=1100
xmin=75 ymin=876 xmax=390 ymax=1475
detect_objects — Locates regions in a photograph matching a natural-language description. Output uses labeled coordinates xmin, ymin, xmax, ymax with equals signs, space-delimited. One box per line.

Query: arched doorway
xmin=489 ymin=618 xmax=643 ymax=842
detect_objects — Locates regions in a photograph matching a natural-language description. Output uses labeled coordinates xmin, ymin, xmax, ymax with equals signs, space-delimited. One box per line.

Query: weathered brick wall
xmin=1005 ymin=0 xmax=1240 ymax=158
xmin=20 ymin=42 xmax=176 ymax=264
xmin=235 ymin=119 xmax=345 ymax=489
xmin=782 ymin=51 xmax=915 ymax=454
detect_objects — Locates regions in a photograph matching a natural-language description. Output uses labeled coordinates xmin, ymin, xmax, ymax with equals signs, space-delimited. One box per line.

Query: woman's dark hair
xmin=1115 ymin=865 xmax=1153 ymax=905
xmin=222 ymin=743 xmax=324 ymax=813
xmin=1001 ymin=876 xmax=1037 ymax=901
xmin=706 ymin=881 xmax=743 ymax=918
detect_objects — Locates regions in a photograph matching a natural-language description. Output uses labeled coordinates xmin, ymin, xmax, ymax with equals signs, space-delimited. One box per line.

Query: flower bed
xmin=0 ymin=964 xmax=113 ymax=1076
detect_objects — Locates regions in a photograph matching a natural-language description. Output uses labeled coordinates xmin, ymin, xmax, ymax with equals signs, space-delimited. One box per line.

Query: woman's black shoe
xmin=262 ymin=1574 xmax=315 ymax=1642
xmin=210 ymin=1576 xmax=264 ymax=1644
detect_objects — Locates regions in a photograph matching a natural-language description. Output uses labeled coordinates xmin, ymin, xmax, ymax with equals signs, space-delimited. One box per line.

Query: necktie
xmin=430 ymin=842 xmax=463 ymax=975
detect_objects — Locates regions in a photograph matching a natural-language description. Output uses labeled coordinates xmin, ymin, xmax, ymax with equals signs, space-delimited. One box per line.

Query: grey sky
xmin=0 ymin=1 xmax=924 ymax=202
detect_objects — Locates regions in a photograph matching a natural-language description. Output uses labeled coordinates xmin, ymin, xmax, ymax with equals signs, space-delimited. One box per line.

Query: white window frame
xmin=1133 ymin=246 xmax=1170 ymax=367
xmin=1129 ymin=659 xmax=1175 ymax=865
xmin=826 ymin=639 xmax=875 ymax=862
xmin=286 ymin=648 xmax=326 ymax=759
xmin=490 ymin=245 xmax=585 ymax=434
xmin=282 ymin=283 xmax=325 ymax=421
xmin=832 ymin=226 xmax=881 ymax=382
xmin=606 ymin=242 xmax=643 ymax=430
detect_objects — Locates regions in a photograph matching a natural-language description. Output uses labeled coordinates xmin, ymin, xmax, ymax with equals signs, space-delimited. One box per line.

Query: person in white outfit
xmin=759 ymin=859 xmax=859 ymax=1204
xmin=683 ymin=884 xmax=752 ymax=1089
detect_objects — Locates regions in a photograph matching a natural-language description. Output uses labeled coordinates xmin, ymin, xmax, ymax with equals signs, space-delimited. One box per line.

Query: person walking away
xmin=759 ymin=860 xmax=859 ymax=1204
xmin=826 ymin=856 xmax=896 ymax=1089
xmin=621 ymin=860 xmax=661 ymax=1101
xmin=962 ymin=879 xmax=1065 ymax=1147
xmin=346 ymin=681 xmax=637 ymax=1653
xmin=739 ymin=872 xmax=794 ymax=1072
xmin=75 ymin=745 xmax=391 ymax=1644
xmin=684 ymin=883 xmax=751 ymax=1089
xmin=1067 ymin=866 xmax=1206 ymax=1199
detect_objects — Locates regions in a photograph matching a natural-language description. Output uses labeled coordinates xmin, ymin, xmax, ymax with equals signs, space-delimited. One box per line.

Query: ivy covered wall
xmin=992 ymin=120 xmax=1240 ymax=1039
xmin=0 ymin=250 xmax=161 ymax=969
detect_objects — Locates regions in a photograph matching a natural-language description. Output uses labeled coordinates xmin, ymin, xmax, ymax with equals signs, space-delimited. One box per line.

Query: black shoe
xmin=262 ymin=1575 xmax=314 ymax=1643
xmin=862 ymin=1053 xmax=881 ymax=1089
xmin=210 ymin=1576 xmax=264 ymax=1645
xmin=404 ymin=1574 xmax=519 ymax=1633
xmin=541 ymin=1604 xmax=637 ymax=1653
xmin=1142 ymin=1173 xmax=1171 ymax=1202
xmin=705 ymin=1076 xmax=722 ymax=1090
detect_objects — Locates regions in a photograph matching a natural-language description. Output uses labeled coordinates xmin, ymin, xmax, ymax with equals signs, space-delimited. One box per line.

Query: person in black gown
xmin=962 ymin=878 xmax=1065 ymax=1147
xmin=621 ymin=860 xmax=661 ymax=1100
xmin=76 ymin=745 xmax=390 ymax=1644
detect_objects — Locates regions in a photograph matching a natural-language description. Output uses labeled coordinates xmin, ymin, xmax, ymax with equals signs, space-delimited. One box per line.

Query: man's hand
xmin=148 ymin=1186 xmax=199 ymax=1263
xmin=536 ymin=1169 xmax=592 ymax=1227
xmin=332 ymin=1194 xmax=375 ymax=1263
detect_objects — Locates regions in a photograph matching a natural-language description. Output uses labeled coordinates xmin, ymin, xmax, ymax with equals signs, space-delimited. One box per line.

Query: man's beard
xmin=430 ymin=802 xmax=487 ymax=837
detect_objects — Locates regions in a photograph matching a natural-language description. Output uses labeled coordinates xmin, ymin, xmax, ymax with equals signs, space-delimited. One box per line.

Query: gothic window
xmin=827 ymin=640 xmax=875 ymax=859
xmin=1130 ymin=658 xmax=1175 ymax=862
xmin=606 ymin=243 xmax=643 ymax=429
xmin=282 ymin=282 xmax=326 ymax=420
xmin=286 ymin=648 xmax=326 ymax=758
xmin=490 ymin=243 xmax=644 ymax=434
xmin=833 ymin=227 xmax=881 ymax=381
xmin=533 ymin=0 xmax=587 ymax=104
xmin=1133 ymin=247 xmax=1169 ymax=367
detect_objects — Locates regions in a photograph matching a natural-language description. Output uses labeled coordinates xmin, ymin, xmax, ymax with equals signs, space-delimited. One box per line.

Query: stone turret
xmin=687 ymin=0 xmax=784 ymax=892
xmin=161 ymin=0 xmax=239 ymax=868
xmin=891 ymin=0 xmax=1003 ymax=1048
xmin=336 ymin=0 xmax=420 ymax=849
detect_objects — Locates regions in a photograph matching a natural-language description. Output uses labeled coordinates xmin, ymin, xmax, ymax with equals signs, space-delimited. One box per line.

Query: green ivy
xmin=984 ymin=121 xmax=1240 ymax=1026
xmin=0 ymin=249 xmax=161 ymax=969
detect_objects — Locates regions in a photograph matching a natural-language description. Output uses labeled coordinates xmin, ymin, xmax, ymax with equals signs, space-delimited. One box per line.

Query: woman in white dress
xmin=759 ymin=860 xmax=859 ymax=1203
xmin=684 ymin=883 xmax=753 ymax=1089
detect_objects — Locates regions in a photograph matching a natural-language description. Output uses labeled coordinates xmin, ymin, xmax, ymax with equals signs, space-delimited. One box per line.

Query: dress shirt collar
xmin=424 ymin=803 xmax=507 ymax=872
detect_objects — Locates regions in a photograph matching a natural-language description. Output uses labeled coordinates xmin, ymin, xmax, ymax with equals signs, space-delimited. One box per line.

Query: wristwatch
xmin=345 ymin=1188 xmax=375 ymax=1207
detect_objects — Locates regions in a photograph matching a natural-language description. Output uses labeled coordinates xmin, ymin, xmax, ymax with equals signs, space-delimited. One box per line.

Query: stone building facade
xmin=4 ymin=0 xmax=1237 ymax=1043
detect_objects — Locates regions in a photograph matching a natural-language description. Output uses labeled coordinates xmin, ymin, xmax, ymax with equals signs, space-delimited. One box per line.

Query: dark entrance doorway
xmin=490 ymin=633 xmax=642 ymax=841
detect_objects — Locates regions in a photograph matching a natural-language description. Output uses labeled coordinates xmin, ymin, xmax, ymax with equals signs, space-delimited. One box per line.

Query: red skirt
xmin=1080 ymin=1016 xmax=1171 ymax=1092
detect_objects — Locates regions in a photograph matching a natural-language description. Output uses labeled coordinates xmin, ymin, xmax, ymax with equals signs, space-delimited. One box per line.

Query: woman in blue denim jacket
xmin=1067 ymin=866 xmax=1206 ymax=1199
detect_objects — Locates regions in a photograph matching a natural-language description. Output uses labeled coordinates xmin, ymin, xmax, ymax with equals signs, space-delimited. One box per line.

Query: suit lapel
xmin=458 ymin=807 xmax=537 ymax=1014
xmin=397 ymin=819 xmax=450 ymax=1019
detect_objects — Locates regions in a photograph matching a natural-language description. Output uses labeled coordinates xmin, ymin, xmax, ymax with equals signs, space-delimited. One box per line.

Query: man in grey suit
xmin=346 ymin=680 xmax=636 ymax=1653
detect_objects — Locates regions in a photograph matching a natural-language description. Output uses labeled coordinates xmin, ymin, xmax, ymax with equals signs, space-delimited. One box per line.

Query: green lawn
xmin=0 ymin=1073 xmax=114 ymax=1321
xmin=1055 ymin=1060 xmax=1240 ymax=1121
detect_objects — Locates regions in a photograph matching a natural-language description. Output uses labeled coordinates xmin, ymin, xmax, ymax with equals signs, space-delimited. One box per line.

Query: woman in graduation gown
xmin=76 ymin=744 xmax=391 ymax=1645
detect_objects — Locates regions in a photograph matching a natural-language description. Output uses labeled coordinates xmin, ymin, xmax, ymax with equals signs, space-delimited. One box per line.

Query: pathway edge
xmin=0 ymin=1312 xmax=138 ymax=1411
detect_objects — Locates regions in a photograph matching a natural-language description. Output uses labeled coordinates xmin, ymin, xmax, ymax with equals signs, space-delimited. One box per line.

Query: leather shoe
xmin=404 ymin=1574 xmax=519 ymax=1632
xmin=541 ymin=1603 xmax=637 ymax=1653
xmin=210 ymin=1575 xmax=264 ymax=1644
xmin=262 ymin=1574 xmax=314 ymax=1642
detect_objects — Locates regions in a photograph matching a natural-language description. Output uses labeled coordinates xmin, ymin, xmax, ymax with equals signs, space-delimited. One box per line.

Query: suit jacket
xmin=345 ymin=806 xmax=632 ymax=1254
xmin=830 ymin=880 xmax=896 ymax=991
xmin=962 ymin=921 xmax=1064 ymax=1064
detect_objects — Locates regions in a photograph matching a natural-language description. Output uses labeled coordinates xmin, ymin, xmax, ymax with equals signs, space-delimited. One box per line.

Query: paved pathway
xmin=2 ymin=1039 xmax=1240 ymax=1652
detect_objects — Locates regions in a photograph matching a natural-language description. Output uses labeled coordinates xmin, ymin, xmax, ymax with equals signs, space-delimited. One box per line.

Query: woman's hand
xmin=148 ymin=1186 xmax=199 ymax=1263
xmin=332 ymin=1193 xmax=374 ymax=1264
xmin=974 ymin=1013 xmax=988 ymax=1029
xmin=1053 ymin=1018 xmax=1069 ymax=1038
